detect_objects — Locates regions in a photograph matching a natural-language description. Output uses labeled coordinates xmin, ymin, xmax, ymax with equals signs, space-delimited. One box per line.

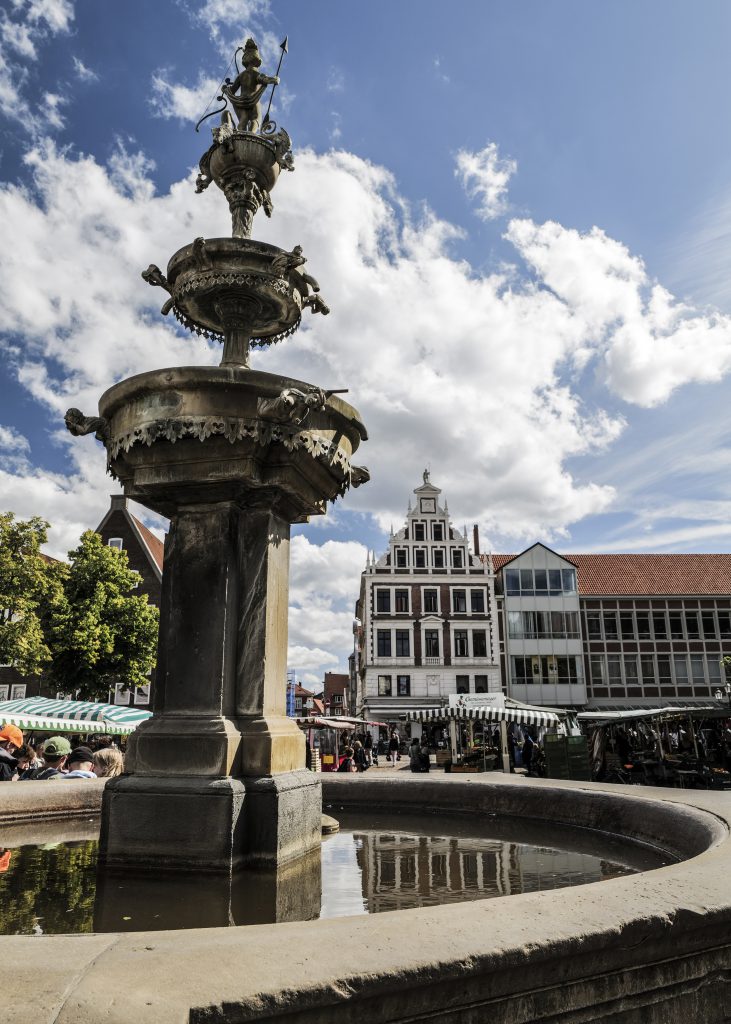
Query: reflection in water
xmin=0 ymin=841 xmax=97 ymax=935
xmin=0 ymin=813 xmax=663 ymax=935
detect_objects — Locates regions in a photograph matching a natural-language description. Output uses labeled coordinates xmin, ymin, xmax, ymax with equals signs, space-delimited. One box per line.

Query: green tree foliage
xmin=0 ymin=512 xmax=64 ymax=675
xmin=48 ymin=531 xmax=159 ymax=701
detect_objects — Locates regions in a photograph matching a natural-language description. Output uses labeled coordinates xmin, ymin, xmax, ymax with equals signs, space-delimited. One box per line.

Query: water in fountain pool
xmin=0 ymin=811 xmax=670 ymax=935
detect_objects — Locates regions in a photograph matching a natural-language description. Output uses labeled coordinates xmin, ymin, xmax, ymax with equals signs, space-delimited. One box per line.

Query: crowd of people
xmin=333 ymin=728 xmax=433 ymax=774
xmin=0 ymin=725 xmax=124 ymax=782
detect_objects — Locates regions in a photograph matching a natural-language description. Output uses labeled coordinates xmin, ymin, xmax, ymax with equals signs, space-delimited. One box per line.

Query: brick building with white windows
xmin=353 ymin=476 xmax=501 ymax=736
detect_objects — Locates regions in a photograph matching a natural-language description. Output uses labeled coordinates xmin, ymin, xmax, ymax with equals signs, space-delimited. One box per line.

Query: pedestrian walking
xmin=388 ymin=729 xmax=400 ymax=767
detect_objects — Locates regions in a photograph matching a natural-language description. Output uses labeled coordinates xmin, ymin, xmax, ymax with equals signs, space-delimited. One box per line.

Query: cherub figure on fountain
xmin=222 ymin=38 xmax=279 ymax=133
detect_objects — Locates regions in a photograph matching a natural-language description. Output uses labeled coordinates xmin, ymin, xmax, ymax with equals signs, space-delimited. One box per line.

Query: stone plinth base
xmin=242 ymin=769 xmax=322 ymax=868
xmin=98 ymin=770 xmax=321 ymax=874
xmin=99 ymin=775 xmax=246 ymax=874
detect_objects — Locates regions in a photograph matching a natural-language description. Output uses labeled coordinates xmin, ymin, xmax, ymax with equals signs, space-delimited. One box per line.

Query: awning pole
xmin=449 ymin=718 xmax=458 ymax=763
xmin=500 ymin=720 xmax=510 ymax=774
xmin=688 ymin=714 xmax=699 ymax=759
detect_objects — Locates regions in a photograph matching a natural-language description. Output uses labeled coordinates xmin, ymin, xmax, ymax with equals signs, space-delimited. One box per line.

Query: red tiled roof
xmin=486 ymin=552 xmax=731 ymax=596
xmin=323 ymin=672 xmax=349 ymax=698
xmin=131 ymin=515 xmax=165 ymax=571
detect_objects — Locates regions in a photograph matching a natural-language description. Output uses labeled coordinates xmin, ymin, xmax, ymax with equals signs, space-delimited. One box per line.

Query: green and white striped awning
xmin=0 ymin=698 xmax=151 ymax=737
xmin=404 ymin=705 xmax=561 ymax=728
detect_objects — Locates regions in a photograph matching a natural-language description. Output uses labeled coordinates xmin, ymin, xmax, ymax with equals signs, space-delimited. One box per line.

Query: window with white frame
xmin=394 ymin=588 xmax=409 ymax=613
xmin=454 ymin=630 xmax=469 ymax=657
xmin=108 ymin=538 xmax=123 ymax=551
xmin=470 ymin=589 xmax=485 ymax=613
xmin=423 ymin=589 xmax=438 ymax=613
xmin=395 ymin=630 xmax=410 ymax=657
xmin=432 ymin=523 xmax=444 ymax=541
xmin=424 ymin=630 xmax=440 ymax=657
xmin=472 ymin=630 xmax=487 ymax=657
xmin=452 ymin=589 xmax=467 ymax=613
xmin=377 ymin=630 xmax=392 ymax=656
xmin=452 ymin=549 xmax=463 ymax=568
xmin=376 ymin=589 xmax=391 ymax=613
xmin=378 ymin=675 xmax=392 ymax=696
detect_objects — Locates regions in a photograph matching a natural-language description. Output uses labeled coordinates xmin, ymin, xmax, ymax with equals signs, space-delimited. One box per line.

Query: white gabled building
xmin=353 ymin=475 xmax=501 ymax=740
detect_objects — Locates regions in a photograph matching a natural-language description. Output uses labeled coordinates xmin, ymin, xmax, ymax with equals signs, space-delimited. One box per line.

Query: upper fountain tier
xmin=141 ymin=37 xmax=329 ymax=367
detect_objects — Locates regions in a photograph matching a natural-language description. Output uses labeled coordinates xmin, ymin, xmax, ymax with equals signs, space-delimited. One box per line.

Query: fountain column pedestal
xmin=89 ymin=365 xmax=368 ymax=874
xmin=100 ymin=498 xmax=321 ymax=873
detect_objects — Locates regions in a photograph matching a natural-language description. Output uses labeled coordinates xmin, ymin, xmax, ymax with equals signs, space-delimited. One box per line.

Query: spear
xmin=262 ymin=36 xmax=288 ymax=127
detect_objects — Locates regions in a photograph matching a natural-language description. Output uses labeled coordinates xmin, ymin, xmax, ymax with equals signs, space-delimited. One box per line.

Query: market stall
xmin=0 ymin=697 xmax=152 ymax=739
xmin=577 ymin=705 xmax=731 ymax=788
xmin=403 ymin=701 xmax=567 ymax=774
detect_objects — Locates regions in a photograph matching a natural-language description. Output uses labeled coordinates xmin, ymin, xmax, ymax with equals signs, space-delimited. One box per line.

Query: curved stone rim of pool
xmin=2 ymin=773 xmax=730 ymax=1023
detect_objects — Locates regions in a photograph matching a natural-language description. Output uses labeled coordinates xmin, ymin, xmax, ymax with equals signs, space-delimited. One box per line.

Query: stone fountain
xmin=65 ymin=37 xmax=368 ymax=874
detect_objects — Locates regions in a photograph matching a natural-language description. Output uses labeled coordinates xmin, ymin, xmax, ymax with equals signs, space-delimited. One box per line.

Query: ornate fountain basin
xmin=166 ymin=238 xmax=306 ymax=343
xmin=208 ymin=132 xmax=282 ymax=193
xmin=97 ymin=366 xmax=368 ymax=520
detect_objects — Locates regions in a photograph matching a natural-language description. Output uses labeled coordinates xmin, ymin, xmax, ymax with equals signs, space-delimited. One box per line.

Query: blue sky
xmin=2 ymin=0 xmax=731 ymax=682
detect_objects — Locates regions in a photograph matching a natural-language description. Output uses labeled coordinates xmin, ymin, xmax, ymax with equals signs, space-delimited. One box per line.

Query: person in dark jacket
xmin=0 ymin=725 xmax=23 ymax=781
xmin=522 ymin=731 xmax=535 ymax=772
xmin=353 ymin=740 xmax=368 ymax=772
xmin=21 ymin=735 xmax=71 ymax=780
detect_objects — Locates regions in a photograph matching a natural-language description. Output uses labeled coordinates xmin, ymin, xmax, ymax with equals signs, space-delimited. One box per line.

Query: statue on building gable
xmin=423 ymin=468 xmax=430 ymax=485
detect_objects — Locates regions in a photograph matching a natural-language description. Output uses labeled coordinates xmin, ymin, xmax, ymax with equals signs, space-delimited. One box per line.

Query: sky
xmin=2 ymin=1 xmax=731 ymax=685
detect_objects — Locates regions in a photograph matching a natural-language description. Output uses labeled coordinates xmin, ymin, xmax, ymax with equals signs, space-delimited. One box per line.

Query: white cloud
xmin=72 ymin=55 xmax=97 ymax=82
xmin=287 ymin=645 xmax=339 ymax=671
xmin=0 ymin=0 xmax=73 ymax=128
xmin=455 ymin=142 xmax=516 ymax=222
xmin=191 ymin=0 xmax=278 ymax=59
xmin=150 ymin=70 xmax=221 ymax=123
xmin=0 ymin=424 xmax=30 ymax=452
xmin=508 ymin=219 xmax=731 ymax=406
xmin=326 ymin=66 xmax=344 ymax=93
xmin=3 ymin=135 xmax=731 ymax=676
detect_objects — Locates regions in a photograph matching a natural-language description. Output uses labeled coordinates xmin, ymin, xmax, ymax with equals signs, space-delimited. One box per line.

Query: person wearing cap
xmin=62 ymin=746 xmax=96 ymax=779
xmin=0 ymin=725 xmax=23 ymax=781
xmin=21 ymin=736 xmax=71 ymax=780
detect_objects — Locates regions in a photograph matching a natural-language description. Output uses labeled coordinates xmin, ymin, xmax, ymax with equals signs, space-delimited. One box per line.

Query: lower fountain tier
xmin=98 ymin=366 xmax=368 ymax=520
xmin=98 ymin=769 xmax=322 ymax=873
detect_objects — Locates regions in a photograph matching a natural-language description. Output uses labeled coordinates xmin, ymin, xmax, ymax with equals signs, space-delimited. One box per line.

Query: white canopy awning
xmin=578 ymin=705 xmax=721 ymax=724
xmin=404 ymin=705 xmax=560 ymax=728
xmin=296 ymin=716 xmax=355 ymax=732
